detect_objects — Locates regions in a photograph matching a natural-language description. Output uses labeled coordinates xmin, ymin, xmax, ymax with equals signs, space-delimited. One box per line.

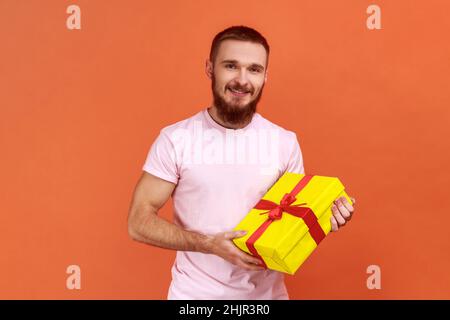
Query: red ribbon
xmin=245 ymin=175 xmax=326 ymax=268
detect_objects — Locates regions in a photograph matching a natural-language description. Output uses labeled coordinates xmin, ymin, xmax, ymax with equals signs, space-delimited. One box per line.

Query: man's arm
xmin=128 ymin=172 xmax=210 ymax=252
xmin=127 ymin=172 xmax=264 ymax=270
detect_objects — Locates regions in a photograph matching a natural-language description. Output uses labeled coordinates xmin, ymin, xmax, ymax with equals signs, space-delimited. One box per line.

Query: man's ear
xmin=205 ymin=59 xmax=213 ymax=79
xmin=264 ymin=68 xmax=268 ymax=83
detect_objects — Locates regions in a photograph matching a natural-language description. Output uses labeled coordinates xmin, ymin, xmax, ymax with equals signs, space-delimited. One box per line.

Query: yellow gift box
xmin=232 ymin=172 xmax=351 ymax=275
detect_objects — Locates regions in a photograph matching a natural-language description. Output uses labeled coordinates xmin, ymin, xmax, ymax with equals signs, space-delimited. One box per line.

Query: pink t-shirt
xmin=142 ymin=107 xmax=304 ymax=300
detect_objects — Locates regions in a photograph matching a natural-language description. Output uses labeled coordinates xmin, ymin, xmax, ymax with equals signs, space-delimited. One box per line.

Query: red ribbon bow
xmin=255 ymin=193 xmax=308 ymax=221
xmin=245 ymin=175 xmax=326 ymax=269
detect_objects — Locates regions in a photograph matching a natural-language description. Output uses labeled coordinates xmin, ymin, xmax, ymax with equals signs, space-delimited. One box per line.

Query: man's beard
xmin=211 ymin=75 xmax=264 ymax=126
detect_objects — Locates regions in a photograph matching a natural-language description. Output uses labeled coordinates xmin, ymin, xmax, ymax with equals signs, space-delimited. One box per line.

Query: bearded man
xmin=128 ymin=26 xmax=356 ymax=300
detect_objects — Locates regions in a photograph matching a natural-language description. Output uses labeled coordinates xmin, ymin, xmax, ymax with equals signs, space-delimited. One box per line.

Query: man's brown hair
xmin=209 ymin=25 xmax=270 ymax=67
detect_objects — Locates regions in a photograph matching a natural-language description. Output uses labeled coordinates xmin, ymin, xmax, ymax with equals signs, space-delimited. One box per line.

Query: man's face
xmin=208 ymin=39 xmax=268 ymax=126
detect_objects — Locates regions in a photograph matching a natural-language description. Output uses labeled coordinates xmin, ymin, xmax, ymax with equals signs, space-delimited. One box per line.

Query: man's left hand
xmin=330 ymin=196 xmax=356 ymax=232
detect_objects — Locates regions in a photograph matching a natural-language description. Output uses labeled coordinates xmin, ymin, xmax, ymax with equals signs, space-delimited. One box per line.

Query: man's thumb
xmin=225 ymin=230 xmax=247 ymax=239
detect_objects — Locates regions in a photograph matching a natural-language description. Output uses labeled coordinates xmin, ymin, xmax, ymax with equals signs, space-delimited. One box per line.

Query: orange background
xmin=1 ymin=0 xmax=449 ymax=299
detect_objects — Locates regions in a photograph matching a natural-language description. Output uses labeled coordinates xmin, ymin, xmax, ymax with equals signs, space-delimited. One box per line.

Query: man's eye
xmin=225 ymin=64 xmax=236 ymax=69
xmin=249 ymin=68 xmax=261 ymax=73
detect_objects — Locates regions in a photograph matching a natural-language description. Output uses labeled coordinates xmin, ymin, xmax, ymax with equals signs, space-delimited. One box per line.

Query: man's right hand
xmin=205 ymin=230 xmax=266 ymax=271
xmin=129 ymin=172 xmax=266 ymax=271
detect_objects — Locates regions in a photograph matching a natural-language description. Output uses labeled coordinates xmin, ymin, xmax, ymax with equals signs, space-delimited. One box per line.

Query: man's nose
xmin=236 ymin=68 xmax=249 ymax=85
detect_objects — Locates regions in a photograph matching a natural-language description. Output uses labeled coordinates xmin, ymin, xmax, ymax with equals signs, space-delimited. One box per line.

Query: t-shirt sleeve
xmin=285 ymin=132 xmax=305 ymax=174
xmin=142 ymin=130 xmax=179 ymax=184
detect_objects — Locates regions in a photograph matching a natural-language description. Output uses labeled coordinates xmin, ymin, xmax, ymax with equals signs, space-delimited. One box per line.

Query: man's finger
xmin=350 ymin=197 xmax=356 ymax=205
xmin=236 ymin=256 xmax=265 ymax=270
xmin=237 ymin=250 xmax=263 ymax=266
xmin=336 ymin=200 xmax=352 ymax=219
xmin=332 ymin=204 xmax=346 ymax=225
xmin=242 ymin=259 xmax=265 ymax=270
xmin=330 ymin=215 xmax=339 ymax=232
xmin=341 ymin=197 xmax=354 ymax=214
xmin=224 ymin=230 xmax=247 ymax=240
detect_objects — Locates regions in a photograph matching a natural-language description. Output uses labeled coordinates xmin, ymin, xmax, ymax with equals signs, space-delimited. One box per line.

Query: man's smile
xmin=227 ymin=86 xmax=252 ymax=98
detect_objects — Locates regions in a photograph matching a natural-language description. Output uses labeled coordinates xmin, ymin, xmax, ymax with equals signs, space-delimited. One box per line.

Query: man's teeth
xmin=230 ymin=88 xmax=249 ymax=93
